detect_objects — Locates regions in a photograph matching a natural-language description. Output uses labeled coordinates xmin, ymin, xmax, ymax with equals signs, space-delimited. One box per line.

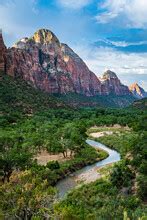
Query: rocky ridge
xmin=129 ymin=83 xmax=147 ymax=99
xmin=100 ymin=70 xmax=130 ymax=95
xmin=0 ymin=29 xmax=143 ymax=101
xmin=6 ymin=29 xmax=101 ymax=96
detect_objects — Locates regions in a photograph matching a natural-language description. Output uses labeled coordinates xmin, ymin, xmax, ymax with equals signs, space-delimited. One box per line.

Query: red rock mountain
xmin=0 ymin=29 xmax=133 ymax=97
xmin=129 ymin=83 xmax=147 ymax=99
xmin=0 ymin=29 xmax=7 ymax=73
xmin=100 ymin=70 xmax=130 ymax=95
xmin=6 ymin=29 xmax=101 ymax=96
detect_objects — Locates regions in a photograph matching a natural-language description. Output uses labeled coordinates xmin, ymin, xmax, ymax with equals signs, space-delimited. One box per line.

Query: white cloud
xmin=96 ymin=12 xmax=118 ymax=24
xmin=0 ymin=0 xmax=37 ymax=40
xmin=72 ymin=43 xmax=147 ymax=89
xmin=57 ymin=0 xmax=92 ymax=9
xmin=110 ymin=41 xmax=147 ymax=47
xmin=97 ymin=38 xmax=147 ymax=47
xmin=96 ymin=0 xmax=147 ymax=28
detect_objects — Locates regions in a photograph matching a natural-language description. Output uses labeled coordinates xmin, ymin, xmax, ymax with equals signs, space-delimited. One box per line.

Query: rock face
xmin=6 ymin=29 xmax=101 ymax=96
xmin=0 ymin=30 xmax=7 ymax=73
xmin=129 ymin=83 xmax=147 ymax=99
xmin=100 ymin=70 xmax=131 ymax=95
xmin=2 ymin=29 xmax=136 ymax=99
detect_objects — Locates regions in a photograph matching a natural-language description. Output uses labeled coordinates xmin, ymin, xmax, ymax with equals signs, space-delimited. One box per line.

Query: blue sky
xmin=0 ymin=0 xmax=147 ymax=90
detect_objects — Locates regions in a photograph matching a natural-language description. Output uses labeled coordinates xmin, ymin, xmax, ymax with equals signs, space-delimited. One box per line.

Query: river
xmin=56 ymin=139 xmax=120 ymax=198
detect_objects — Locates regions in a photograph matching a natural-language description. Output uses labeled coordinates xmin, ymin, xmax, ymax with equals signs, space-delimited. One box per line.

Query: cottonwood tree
xmin=0 ymin=135 xmax=33 ymax=182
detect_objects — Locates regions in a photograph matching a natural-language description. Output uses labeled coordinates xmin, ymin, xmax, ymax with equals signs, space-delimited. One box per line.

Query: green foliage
xmin=137 ymin=174 xmax=147 ymax=201
xmin=46 ymin=161 xmax=60 ymax=170
xmin=131 ymin=98 xmax=147 ymax=111
xmin=54 ymin=93 xmax=136 ymax=108
xmin=0 ymin=75 xmax=146 ymax=219
xmin=55 ymin=179 xmax=146 ymax=220
xmin=0 ymin=75 xmax=66 ymax=125
xmin=0 ymin=171 xmax=56 ymax=219
xmin=0 ymin=134 xmax=33 ymax=182
xmin=110 ymin=160 xmax=135 ymax=188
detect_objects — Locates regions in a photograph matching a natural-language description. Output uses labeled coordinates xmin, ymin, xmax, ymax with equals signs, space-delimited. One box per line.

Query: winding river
xmin=56 ymin=139 xmax=120 ymax=198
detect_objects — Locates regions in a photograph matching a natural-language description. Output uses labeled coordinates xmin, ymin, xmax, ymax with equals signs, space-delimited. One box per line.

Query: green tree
xmin=0 ymin=135 xmax=33 ymax=182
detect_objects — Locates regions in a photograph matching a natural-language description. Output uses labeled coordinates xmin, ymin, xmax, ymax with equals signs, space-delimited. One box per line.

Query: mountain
xmin=0 ymin=29 xmax=137 ymax=107
xmin=6 ymin=29 xmax=101 ymax=96
xmin=129 ymin=83 xmax=147 ymax=99
xmin=0 ymin=29 xmax=7 ymax=75
xmin=100 ymin=70 xmax=131 ymax=95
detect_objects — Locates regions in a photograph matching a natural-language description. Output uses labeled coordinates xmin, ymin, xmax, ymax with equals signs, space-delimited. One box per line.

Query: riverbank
xmin=56 ymin=139 xmax=120 ymax=198
xmin=36 ymin=150 xmax=72 ymax=165
xmin=45 ymin=144 xmax=108 ymax=186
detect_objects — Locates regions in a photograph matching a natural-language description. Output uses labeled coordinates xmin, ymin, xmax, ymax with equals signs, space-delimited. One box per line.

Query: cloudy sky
xmin=0 ymin=0 xmax=147 ymax=90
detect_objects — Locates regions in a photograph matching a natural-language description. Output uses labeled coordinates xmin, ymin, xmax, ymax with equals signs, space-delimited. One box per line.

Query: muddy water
xmin=56 ymin=139 xmax=120 ymax=198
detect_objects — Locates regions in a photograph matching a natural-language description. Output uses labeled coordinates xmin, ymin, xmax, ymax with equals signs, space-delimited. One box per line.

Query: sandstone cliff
xmin=0 ymin=29 xmax=136 ymax=100
xmin=129 ymin=83 xmax=147 ymax=99
xmin=100 ymin=70 xmax=131 ymax=95
xmin=6 ymin=29 xmax=101 ymax=96
xmin=0 ymin=30 xmax=7 ymax=73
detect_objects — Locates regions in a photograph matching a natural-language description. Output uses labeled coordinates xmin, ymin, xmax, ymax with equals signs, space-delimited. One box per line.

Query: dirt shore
xmin=36 ymin=150 xmax=72 ymax=165
xmin=89 ymin=131 xmax=113 ymax=138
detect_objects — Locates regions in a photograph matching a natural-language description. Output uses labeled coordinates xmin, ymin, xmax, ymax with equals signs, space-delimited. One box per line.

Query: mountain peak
xmin=129 ymin=83 xmax=142 ymax=92
xmin=13 ymin=28 xmax=61 ymax=49
xmin=129 ymin=83 xmax=147 ymax=99
xmin=32 ymin=29 xmax=60 ymax=45
xmin=129 ymin=82 xmax=139 ymax=89
xmin=103 ymin=70 xmax=118 ymax=79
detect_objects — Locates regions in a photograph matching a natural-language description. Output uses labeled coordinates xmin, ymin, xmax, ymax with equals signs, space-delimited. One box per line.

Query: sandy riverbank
xmin=75 ymin=166 xmax=101 ymax=184
xmin=89 ymin=131 xmax=113 ymax=138
xmin=36 ymin=150 xmax=72 ymax=165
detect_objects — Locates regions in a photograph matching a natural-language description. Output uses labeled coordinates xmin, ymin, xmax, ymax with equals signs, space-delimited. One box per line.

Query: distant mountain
xmin=100 ymin=70 xmax=131 ymax=96
xmin=0 ymin=29 xmax=138 ymax=107
xmin=129 ymin=83 xmax=147 ymax=99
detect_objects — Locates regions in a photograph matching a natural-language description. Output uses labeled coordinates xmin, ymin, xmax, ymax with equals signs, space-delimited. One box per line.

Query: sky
xmin=0 ymin=0 xmax=147 ymax=90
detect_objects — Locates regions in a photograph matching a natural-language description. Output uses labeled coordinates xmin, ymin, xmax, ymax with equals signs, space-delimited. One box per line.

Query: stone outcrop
xmin=129 ymin=83 xmax=147 ymax=99
xmin=100 ymin=70 xmax=131 ymax=95
xmin=0 ymin=29 xmax=7 ymax=73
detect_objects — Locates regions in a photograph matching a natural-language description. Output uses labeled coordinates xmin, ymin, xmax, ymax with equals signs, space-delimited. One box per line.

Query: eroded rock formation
xmin=100 ymin=70 xmax=131 ymax=95
xmin=1 ymin=29 xmax=138 ymax=98
xmin=0 ymin=30 xmax=7 ymax=73
xmin=6 ymin=29 xmax=101 ymax=96
xmin=129 ymin=83 xmax=147 ymax=99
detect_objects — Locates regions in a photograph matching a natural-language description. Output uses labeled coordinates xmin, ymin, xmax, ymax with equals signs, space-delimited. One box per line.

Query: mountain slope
xmin=131 ymin=98 xmax=147 ymax=110
xmin=55 ymin=93 xmax=135 ymax=108
xmin=2 ymin=29 xmax=133 ymax=97
xmin=6 ymin=29 xmax=101 ymax=96
xmin=0 ymin=29 xmax=139 ymax=107
xmin=129 ymin=83 xmax=147 ymax=99
xmin=100 ymin=70 xmax=131 ymax=95
xmin=0 ymin=75 xmax=66 ymax=120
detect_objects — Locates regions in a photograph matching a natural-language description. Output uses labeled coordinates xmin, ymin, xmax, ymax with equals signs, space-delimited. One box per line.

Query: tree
xmin=0 ymin=135 xmax=33 ymax=182
xmin=0 ymin=171 xmax=56 ymax=219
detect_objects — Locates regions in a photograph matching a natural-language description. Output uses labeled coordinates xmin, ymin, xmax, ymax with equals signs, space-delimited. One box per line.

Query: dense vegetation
xmin=54 ymin=93 xmax=135 ymax=108
xmin=131 ymin=98 xmax=147 ymax=111
xmin=56 ymin=122 xmax=147 ymax=220
xmin=0 ymin=76 xmax=146 ymax=219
